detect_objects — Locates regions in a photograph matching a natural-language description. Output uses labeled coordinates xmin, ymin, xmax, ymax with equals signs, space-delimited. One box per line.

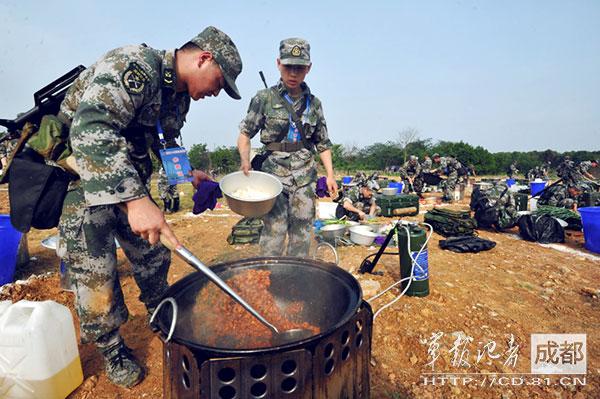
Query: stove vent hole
xmin=355 ymin=320 xmax=363 ymax=332
xmin=281 ymin=377 xmax=297 ymax=393
xmin=219 ymin=385 xmax=236 ymax=399
xmin=182 ymin=355 xmax=190 ymax=372
xmin=341 ymin=346 xmax=350 ymax=361
xmin=250 ymin=382 xmax=267 ymax=397
xmin=250 ymin=364 xmax=267 ymax=380
xmin=182 ymin=373 xmax=191 ymax=390
xmin=218 ymin=367 xmax=236 ymax=383
xmin=355 ymin=333 xmax=363 ymax=348
xmin=324 ymin=343 xmax=335 ymax=358
xmin=341 ymin=330 xmax=350 ymax=345
xmin=281 ymin=359 xmax=297 ymax=375
xmin=324 ymin=358 xmax=335 ymax=375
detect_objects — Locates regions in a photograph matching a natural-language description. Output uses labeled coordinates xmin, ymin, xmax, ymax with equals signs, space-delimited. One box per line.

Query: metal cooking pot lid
xmin=156 ymin=257 xmax=362 ymax=351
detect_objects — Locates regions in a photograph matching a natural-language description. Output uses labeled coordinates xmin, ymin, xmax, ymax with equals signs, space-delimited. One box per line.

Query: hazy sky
xmin=1 ymin=0 xmax=599 ymax=152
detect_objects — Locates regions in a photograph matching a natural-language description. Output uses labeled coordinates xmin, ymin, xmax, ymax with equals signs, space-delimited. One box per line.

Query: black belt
xmin=265 ymin=142 xmax=305 ymax=152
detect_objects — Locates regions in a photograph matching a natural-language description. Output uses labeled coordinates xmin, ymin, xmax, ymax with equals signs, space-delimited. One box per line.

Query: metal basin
xmin=319 ymin=223 xmax=347 ymax=240
xmin=219 ymin=171 xmax=282 ymax=217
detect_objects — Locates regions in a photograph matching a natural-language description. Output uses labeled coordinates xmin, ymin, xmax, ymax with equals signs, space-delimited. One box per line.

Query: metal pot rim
xmin=155 ymin=256 xmax=363 ymax=354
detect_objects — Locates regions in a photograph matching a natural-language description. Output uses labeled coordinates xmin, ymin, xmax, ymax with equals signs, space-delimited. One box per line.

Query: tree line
xmin=185 ymin=139 xmax=599 ymax=176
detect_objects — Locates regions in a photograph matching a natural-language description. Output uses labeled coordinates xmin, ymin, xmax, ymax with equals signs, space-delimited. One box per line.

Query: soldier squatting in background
xmin=237 ymin=38 xmax=337 ymax=257
xmin=335 ymin=180 xmax=380 ymax=221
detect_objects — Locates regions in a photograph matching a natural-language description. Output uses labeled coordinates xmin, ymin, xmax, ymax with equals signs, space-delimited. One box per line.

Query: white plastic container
xmin=529 ymin=197 xmax=538 ymax=211
xmin=0 ymin=300 xmax=83 ymax=398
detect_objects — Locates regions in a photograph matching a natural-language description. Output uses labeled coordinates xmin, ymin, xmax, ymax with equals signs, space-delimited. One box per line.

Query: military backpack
xmin=423 ymin=207 xmax=477 ymax=237
xmin=227 ymin=217 xmax=264 ymax=245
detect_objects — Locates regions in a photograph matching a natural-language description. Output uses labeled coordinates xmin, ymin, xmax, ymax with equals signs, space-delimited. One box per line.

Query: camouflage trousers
xmin=442 ymin=171 xmax=458 ymax=201
xmin=157 ymin=169 xmax=179 ymax=201
xmin=57 ymin=188 xmax=170 ymax=344
xmin=260 ymin=183 xmax=315 ymax=257
xmin=403 ymin=176 xmax=424 ymax=195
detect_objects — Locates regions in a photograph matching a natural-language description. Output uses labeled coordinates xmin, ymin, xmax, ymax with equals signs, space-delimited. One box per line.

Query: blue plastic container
xmin=506 ymin=178 xmax=516 ymax=187
xmin=579 ymin=207 xmax=600 ymax=254
xmin=395 ymin=182 xmax=404 ymax=195
xmin=0 ymin=215 xmax=22 ymax=285
xmin=530 ymin=181 xmax=547 ymax=196
xmin=342 ymin=176 xmax=352 ymax=184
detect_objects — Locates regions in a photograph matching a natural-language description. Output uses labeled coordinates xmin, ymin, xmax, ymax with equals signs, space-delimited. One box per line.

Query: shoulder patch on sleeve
xmin=122 ymin=62 xmax=150 ymax=94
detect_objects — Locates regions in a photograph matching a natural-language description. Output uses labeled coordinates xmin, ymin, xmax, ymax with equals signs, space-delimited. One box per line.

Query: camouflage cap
xmin=189 ymin=26 xmax=243 ymax=100
xmin=279 ymin=38 xmax=311 ymax=66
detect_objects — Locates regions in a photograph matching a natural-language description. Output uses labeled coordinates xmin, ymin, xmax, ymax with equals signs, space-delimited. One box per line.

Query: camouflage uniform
xmin=399 ymin=157 xmax=422 ymax=194
xmin=57 ymin=27 xmax=242 ymax=344
xmin=421 ymin=157 xmax=432 ymax=173
xmin=508 ymin=162 xmax=518 ymax=179
xmin=337 ymin=185 xmax=379 ymax=221
xmin=557 ymin=158 xmax=575 ymax=184
xmin=438 ymin=156 xmax=461 ymax=201
xmin=538 ymin=185 xmax=576 ymax=209
xmin=239 ymin=58 xmax=332 ymax=257
xmin=0 ymin=137 xmax=18 ymax=177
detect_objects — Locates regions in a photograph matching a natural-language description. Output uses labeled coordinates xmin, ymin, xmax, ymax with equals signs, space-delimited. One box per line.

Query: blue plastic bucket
xmin=396 ymin=182 xmax=404 ymax=195
xmin=506 ymin=178 xmax=516 ymax=187
xmin=530 ymin=181 xmax=547 ymax=196
xmin=579 ymin=207 xmax=600 ymax=254
xmin=0 ymin=215 xmax=22 ymax=285
xmin=342 ymin=176 xmax=352 ymax=184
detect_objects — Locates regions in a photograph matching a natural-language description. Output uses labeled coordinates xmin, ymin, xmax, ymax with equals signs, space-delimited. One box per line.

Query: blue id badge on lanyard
xmin=156 ymin=119 xmax=192 ymax=185
xmin=159 ymin=147 xmax=193 ymax=185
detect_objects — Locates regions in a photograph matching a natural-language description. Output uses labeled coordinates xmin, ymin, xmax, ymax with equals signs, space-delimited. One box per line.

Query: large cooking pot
xmin=154 ymin=257 xmax=371 ymax=399
xmin=154 ymin=257 xmax=362 ymax=354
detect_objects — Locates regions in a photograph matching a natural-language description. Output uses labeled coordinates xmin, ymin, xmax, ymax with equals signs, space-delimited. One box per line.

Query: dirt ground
xmin=1 ymin=182 xmax=599 ymax=399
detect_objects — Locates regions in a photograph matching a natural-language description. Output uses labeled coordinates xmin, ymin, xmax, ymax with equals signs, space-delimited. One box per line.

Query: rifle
xmin=259 ymin=70 xmax=268 ymax=89
xmin=0 ymin=65 xmax=86 ymax=143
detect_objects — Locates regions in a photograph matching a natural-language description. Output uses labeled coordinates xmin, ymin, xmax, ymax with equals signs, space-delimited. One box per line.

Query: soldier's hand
xmin=241 ymin=160 xmax=251 ymax=176
xmin=191 ymin=169 xmax=212 ymax=189
xmin=326 ymin=176 xmax=338 ymax=197
xmin=124 ymin=197 xmax=179 ymax=246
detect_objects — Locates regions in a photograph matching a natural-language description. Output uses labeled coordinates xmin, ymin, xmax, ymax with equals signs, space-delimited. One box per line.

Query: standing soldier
xmin=507 ymin=161 xmax=518 ymax=179
xmin=0 ymin=136 xmax=18 ymax=177
xmin=56 ymin=26 xmax=242 ymax=387
xmin=237 ymin=38 xmax=337 ymax=257
xmin=156 ymin=167 xmax=180 ymax=213
xmin=421 ymin=155 xmax=432 ymax=173
xmin=432 ymin=153 xmax=461 ymax=202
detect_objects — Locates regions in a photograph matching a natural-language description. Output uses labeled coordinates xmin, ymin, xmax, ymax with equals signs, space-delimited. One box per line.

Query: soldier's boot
xmin=163 ymin=199 xmax=172 ymax=213
xmin=98 ymin=332 xmax=144 ymax=388
xmin=172 ymin=197 xmax=180 ymax=213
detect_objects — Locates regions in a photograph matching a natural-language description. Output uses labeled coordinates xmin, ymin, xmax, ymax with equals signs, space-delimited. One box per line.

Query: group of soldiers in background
xmin=507 ymin=157 xmax=599 ymax=210
xmin=397 ymin=153 xmax=469 ymax=202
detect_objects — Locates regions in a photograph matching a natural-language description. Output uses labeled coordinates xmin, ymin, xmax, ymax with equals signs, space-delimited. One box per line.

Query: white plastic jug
xmin=0 ymin=300 xmax=83 ymax=398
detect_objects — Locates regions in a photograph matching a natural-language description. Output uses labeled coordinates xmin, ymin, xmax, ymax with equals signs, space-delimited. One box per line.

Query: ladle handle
xmin=160 ymin=236 xmax=280 ymax=335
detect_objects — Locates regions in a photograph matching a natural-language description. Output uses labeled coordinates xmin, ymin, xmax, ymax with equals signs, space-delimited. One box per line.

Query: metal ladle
xmin=161 ymin=236 xmax=312 ymax=343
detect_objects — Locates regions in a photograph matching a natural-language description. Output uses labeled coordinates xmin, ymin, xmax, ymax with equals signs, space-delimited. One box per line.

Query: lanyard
xmin=156 ymin=119 xmax=166 ymax=148
xmin=156 ymin=101 xmax=183 ymax=148
xmin=282 ymin=93 xmax=310 ymax=126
